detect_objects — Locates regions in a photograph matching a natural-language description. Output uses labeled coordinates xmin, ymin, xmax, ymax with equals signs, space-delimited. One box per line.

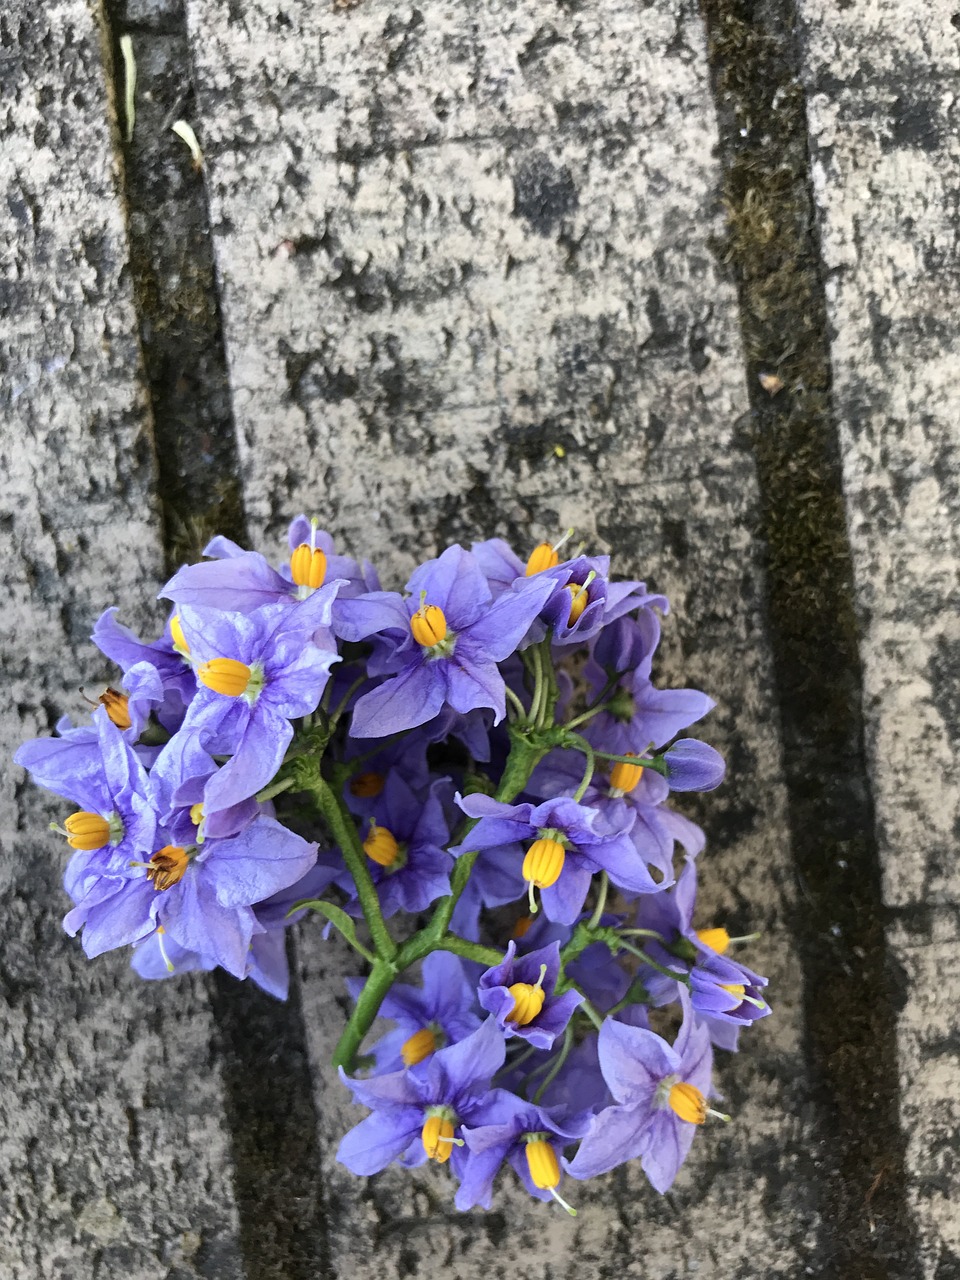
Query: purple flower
xmin=336 ymin=1018 xmax=516 ymax=1179
xmin=565 ymin=991 xmax=717 ymax=1191
xmin=452 ymin=792 xmax=644 ymax=925
xmin=537 ymin=555 xmax=667 ymax=649
xmin=458 ymin=1097 xmax=592 ymax=1211
xmin=346 ymin=951 xmax=482 ymax=1073
xmin=335 ymin=545 xmax=555 ymax=737
xmin=173 ymin=585 xmax=340 ymax=815
xmin=92 ymin=608 xmax=195 ymax=731
xmin=584 ymin=662 xmax=715 ymax=759
xmin=478 ymin=941 xmax=582 ymax=1049
xmin=351 ymin=774 xmax=452 ymax=918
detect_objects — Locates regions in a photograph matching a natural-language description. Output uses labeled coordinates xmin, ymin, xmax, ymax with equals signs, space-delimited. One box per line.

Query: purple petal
xmin=336 ymin=1108 xmax=424 ymax=1176
xmin=200 ymin=817 xmax=317 ymax=907
xmin=640 ymin=1109 xmax=694 ymax=1193
xmin=350 ymin=663 xmax=445 ymax=738
xmin=597 ymin=1019 xmax=679 ymax=1105
xmin=161 ymin=552 xmax=290 ymax=611
xmin=539 ymin=862 xmax=593 ymax=925
xmin=664 ymin=739 xmax=726 ymax=791
xmin=564 ymin=1103 xmax=651 ymax=1180
xmin=202 ymin=710 xmax=292 ymax=814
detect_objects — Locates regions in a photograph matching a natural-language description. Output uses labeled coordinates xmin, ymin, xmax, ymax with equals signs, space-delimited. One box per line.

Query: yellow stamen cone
xmin=99 ymin=688 xmax=131 ymax=730
xmin=668 ymin=1082 xmax=708 ymax=1125
xmin=525 ymin=543 xmax=559 ymax=576
xmin=197 ymin=658 xmax=252 ymax=697
xmin=169 ymin=614 xmax=189 ymax=654
xmin=421 ymin=1114 xmax=457 ymax=1164
xmin=696 ymin=927 xmax=731 ymax=954
xmin=524 ymin=1137 xmax=561 ymax=1189
xmin=505 ymin=981 xmax=546 ymax=1026
xmin=522 ymin=837 xmax=565 ymax=889
xmin=290 ymin=543 xmax=327 ymax=589
xmin=64 ymin=811 xmax=110 ymax=851
xmin=410 ymin=604 xmax=447 ymax=647
xmin=401 ymin=1026 xmax=438 ymax=1067
xmin=609 ymin=754 xmax=643 ymax=794
xmin=350 ymin=771 xmax=385 ymax=799
xmin=566 ymin=582 xmax=589 ymax=625
xmin=363 ymin=825 xmax=400 ymax=867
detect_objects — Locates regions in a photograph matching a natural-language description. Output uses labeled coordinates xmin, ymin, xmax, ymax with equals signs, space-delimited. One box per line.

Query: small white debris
xmin=119 ymin=35 xmax=136 ymax=143
xmin=172 ymin=120 xmax=204 ymax=171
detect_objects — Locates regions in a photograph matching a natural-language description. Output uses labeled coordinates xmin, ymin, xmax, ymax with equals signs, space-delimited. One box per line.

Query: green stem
xmin=587 ymin=872 xmax=609 ymax=929
xmin=589 ymin=747 xmax=668 ymax=777
xmin=572 ymin=739 xmax=596 ymax=803
xmin=255 ymin=776 xmax=296 ymax=803
xmin=433 ymin=935 xmax=503 ymax=967
xmin=617 ymin=939 xmax=690 ymax=985
xmin=296 ymin=760 xmax=397 ymax=961
xmin=576 ymin=992 xmax=604 ymax=1030
xmin=504 ymin=684 xmax=528 ymax=721
xmin=331 ymin=958 xmax=397 ymax=1070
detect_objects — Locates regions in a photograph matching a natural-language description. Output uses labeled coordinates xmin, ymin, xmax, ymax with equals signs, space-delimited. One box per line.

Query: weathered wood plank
xmin=0 ymin=4 xmax=242 ymax=1275
xmin=798 ymin=3 xmax=960 ymax=1274
xmin=186 ymin=0 xmax=819 ymax=1271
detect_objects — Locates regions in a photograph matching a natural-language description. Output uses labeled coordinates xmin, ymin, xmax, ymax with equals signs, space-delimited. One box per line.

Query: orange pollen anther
xmin=410 ymin=604 xmax=447 ymax=647
xmin=350 ymin=771 xmax=385 ymax=799
xmin=197 ymin=658 xmax=252 ymax=697
xmin=512 ymin=914 xmax=534 ymax=940
xmin=505 ymin=981 xmax=546 ymax=1026
xmin=64 ymin=812 xmax=110 ymax=851
xmin=609 ymin=754 xmax=644 ymax=794
xmin=696 ymin=927 xmax=731 ymax=955
xmin=363 ymin=825 xmax=400 ymax=867
xmin=525 ymin=543 xmax=560 ymax=576
xmin=668 ymin=1082 xmax=708 ymax=1125
xmin=522 ymin=837 xmax=566 ymax=889
xmin=566 ymin=582 xmax=589 ymax=625
xmin=290 ymin=542 xmax=327 ymax=590
xmin=401 ymin=1026 xmax=438 ymax=1067
xmin=421 ymin=1113 xmax=457 ymax=1164
xmin=524 ymin=1137 xmax=561 ymax=1189
xmin=98 ymin=688 xmax=131 ymax=730
xmin=169 ymin=614 xmax=189 ymax=654
xmin=145 ymin=845 xmax=190 ymax=892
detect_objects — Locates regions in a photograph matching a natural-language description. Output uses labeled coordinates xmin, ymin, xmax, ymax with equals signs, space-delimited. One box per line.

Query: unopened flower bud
xmin=363 ymin=825 xmax=400 ymax=867
xmin=410 ymin=604 xmax=447 ymax=647
xmin=525 ymin=543 xmax=559 ymax=576
xmin=522 ymin=836 xmax=566 ymax=889
xmin=290 ymin=542 xmax=327 ymax=590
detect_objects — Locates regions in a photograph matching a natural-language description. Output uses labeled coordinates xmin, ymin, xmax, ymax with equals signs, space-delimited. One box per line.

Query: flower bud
xmin=410 ymin=604 xmax=447 ymax=647
xmin=696 ymin=927 xmax=731 ymax=954
xmin=290 ymin=542 xmax=327 ymax=589
xmin=525 ymin=543 xmax=559 ymax=576
xmin=524 ymin=1135 xmax=561 ymax=1189
xmin=609 ymin=753 xmax=643 ymax=794
xmin=363 ymin=825 xmax=400 ymax=867
xmin=64 ymin=811 xmax=110 ymax=851
xmin=401 ymin=1026 xmax=438 ymax=1067
xmin=522 ymin=836 xmax=565 ymax=889
xmin=98 ymin=688 xmax=131 ymax=730
xmin=197 ymin=658 xmax=252 ymax=697
xmin=668 ymin=1082 xmax=708 ymax=1125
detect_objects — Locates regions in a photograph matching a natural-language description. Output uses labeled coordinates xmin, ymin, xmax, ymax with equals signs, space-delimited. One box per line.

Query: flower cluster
xmin=16 ymin=519 xmax=770 ymax=1211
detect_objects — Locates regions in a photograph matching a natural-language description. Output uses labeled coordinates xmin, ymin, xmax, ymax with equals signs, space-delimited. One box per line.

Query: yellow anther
xmin=721 ymin=983 xmax=746 ymax=1000
xmin=410 ymin=603 xmax=447 ymax=648
xmin=363 ymin=825 xmax=400 ymax=867
xmin=668 ymin=1082 xmax=708 ymax=1125
xmin=421 ymin=1113 xmax=457 ymax=1164
xmin=525 ymin=542 xmax=559 ymax=576
xmin=401 ymin=1026 xmax=438 ymax=1067
xmin=290 ymin=542 xmax=327 ymax=590
xmin=609 ymin=754 xmax=644 ymax=794
xmin=350 ymin=771 xmax=385 ymax=799
xmin=98 ymin=688 xmax=131 ymax=730
xmin=197 ymin=658 xmax=252 ymax=697
xmin=169 ymin=614 xmax=189 ymax=654
xmin=524 ymin=1136 xmax=561 ymax=1189
xmin=696 ymin=927 xmax=731 ymax=955
xmin=144 ymin=845 xmax=189 ymax=892
xmin=522 ymin=837 xmax=566 ymax=889
xmin=505 ymin=980 xmax=546 ymax=1026
xmin=566 ymin=582 xmax=589 ymax=625
xmin=64 ymin=811 xmax=110 ymax=851
xmin=189 ymin=802 xmax=205 ymax=827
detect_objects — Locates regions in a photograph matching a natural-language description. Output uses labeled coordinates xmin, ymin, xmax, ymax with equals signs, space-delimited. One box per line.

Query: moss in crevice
xmin=701 ymin=2 xmax=921 ymax=1277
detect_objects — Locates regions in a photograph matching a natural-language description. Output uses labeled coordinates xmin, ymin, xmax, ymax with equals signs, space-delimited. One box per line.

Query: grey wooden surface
xmin=1 ymin=0 xmax=957 ymax=1276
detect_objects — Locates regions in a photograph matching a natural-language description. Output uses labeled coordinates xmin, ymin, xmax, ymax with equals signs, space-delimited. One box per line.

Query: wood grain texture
xmin=0 ymin=4 xmax=242 ymax=1276
xmin=185 ymin=0 xmax=819 ymax=1271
